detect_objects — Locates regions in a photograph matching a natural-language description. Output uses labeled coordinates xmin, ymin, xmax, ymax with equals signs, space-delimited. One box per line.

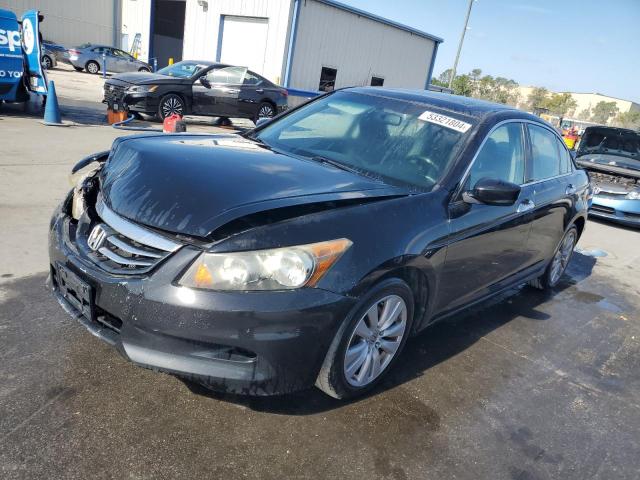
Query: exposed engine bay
xmin=587 ymin=169 xmax=640 ymax=194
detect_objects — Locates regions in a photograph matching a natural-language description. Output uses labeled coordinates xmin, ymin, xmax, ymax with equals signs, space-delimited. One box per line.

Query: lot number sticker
xmin=418 ymin=111 xmax=472 ymax=133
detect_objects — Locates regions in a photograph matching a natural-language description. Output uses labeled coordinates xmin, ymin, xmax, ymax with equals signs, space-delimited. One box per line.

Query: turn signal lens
xmin=178 ymin=238 xmax=352 ymax=291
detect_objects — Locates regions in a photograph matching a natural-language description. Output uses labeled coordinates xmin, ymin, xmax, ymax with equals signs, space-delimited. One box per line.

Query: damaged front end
xmin=576 ymin=126 xmax=640 ymax=227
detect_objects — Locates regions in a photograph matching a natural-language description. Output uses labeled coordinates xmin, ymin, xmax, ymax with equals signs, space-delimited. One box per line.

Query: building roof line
xmin=312 ymin=0 xmax=444 ymax=44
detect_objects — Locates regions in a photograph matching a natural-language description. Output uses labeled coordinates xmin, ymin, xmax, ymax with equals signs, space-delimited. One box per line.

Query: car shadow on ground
xmin=182 ymin=251 xmax=597 ymax=414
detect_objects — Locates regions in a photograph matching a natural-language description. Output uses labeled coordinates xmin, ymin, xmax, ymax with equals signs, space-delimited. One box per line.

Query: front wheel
xmin=253 ymin=102 xmax=276 ymax=123
xmin=158 ymin=94 xmax=185 ymax=120
xmin=86 ymin=61 xmax=100 ymax=74
xmin=315 ymin=278 xmax=414 ymax=399
xmin=529 ymin=225 xmax=578 ymax=290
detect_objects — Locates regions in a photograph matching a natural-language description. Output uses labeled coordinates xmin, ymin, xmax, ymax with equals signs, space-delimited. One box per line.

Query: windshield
xmin=255 ymin=91 xmax=472 ymax=190
xmin=157 ymin=61 xmax=208 ymax=78
xmin=578 ymin=127 xmax=640 ymax=163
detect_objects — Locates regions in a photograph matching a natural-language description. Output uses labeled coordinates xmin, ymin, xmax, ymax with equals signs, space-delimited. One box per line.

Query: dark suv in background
xmin=50 ymin=89 xmax=589 ymax=399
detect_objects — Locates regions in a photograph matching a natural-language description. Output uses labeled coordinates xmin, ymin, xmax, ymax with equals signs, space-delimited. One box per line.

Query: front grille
xmin=103 ymin=83 xmax=126 ymax=104
xmin=79 ymin=198 xmax=182 ymax=275
xmin=590 ymin=205 xmax=615 ymax=215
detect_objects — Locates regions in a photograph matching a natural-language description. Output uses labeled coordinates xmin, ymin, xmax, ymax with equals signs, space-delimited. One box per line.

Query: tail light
xmin=280 ymin=88 xmax=289 ymax=97
xmin=68 ymin=49 xmax=81 ymax=55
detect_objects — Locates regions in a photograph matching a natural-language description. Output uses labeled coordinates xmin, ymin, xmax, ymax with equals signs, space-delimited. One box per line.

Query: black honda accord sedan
xmin=103 ymin=60 xmax=288 ymax=122
xmin=49 ymin=88 xmax=589 ymax=399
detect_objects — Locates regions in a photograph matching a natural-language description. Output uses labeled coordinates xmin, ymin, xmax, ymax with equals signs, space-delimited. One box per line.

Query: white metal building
xmin=0 ymin=0 xmax=120 ymax=47
xmin=121 ymin=0 xmax=443 ymax=91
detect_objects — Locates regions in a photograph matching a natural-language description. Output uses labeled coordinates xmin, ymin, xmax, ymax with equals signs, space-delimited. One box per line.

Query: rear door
xmin=237 ymin=70 xmax=267 ymax=117
xmin=525 ymin=124 xmax=573 ymax=265
xmin=20 ymin=10 xmax=47 ymax=95
xmin=436 ymin=121 xmax=536 ymax=313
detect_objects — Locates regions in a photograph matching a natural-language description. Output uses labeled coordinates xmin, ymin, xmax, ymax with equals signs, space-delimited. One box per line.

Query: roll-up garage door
xmin=219 ymin=16 xmax=268 ymax=75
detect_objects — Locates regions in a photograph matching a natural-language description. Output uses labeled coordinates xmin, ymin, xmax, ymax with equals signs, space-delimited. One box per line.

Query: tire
xmin=158 ymin=93 xmax=185 ymax=120
xmin=138 ymin=67 xmax=151 ymax=73
xmin=42 ymin=55 xmax=53 ymax=70
xmin=529 ymin=225 xmax=578 ymax=290
xmin=315 ymin=278 xmax=414 ymax=399
xmin=254 ymin=101 xmax=276 ymax=123
xmin=86 ymin=61 xmax=100 ymax=74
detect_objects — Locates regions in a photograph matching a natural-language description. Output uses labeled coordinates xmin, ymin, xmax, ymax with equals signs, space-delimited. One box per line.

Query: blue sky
xmin=340 ymin=0 xmax=640 ymax=102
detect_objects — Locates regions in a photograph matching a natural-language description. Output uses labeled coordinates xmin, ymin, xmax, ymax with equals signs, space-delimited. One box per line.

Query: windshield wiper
xmin=310 ymin=155 xmax=361 ymax=175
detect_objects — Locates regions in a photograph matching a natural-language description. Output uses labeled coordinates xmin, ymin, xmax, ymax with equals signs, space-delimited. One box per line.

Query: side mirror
xmin=255 ymin=117 xmax=271 ymax=128
xmin=463 ymin=178 xmax=521 ymax=206
xmin=199 ymin=76 xmax=211 ymax=88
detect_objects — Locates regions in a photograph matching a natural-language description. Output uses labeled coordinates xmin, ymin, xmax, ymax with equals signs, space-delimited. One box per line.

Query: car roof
xmin=345 ymin=87 xmax=543 ymax=123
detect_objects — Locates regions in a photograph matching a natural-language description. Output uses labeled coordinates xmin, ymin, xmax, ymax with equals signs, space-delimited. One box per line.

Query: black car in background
xmin=103 ymin=60 xmax=288 ymax=122
xmin=49 ymin=89 xmax=589 ymax=399
xmin=42 ymin=40 xmax=69 ymax=67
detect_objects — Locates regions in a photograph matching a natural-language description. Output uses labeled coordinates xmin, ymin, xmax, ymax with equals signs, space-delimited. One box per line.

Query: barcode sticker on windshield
xmin=418 ymin=111 xmax=472 ymax=133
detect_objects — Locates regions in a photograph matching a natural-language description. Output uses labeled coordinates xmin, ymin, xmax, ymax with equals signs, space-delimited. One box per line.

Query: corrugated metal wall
xmin=289 ymin=0 xmax=435 ymax=91
xmin=0 ymin=0 xmax=118 ymax=47
xmin=121 ymin=0 xmax=152 ymax=62
xmin=181 ymin=0 xmax=292 ymax=84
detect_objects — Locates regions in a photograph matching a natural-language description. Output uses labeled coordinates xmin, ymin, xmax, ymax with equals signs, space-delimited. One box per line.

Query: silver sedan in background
xmin=68 ymin=44 xmax=151 ymax=74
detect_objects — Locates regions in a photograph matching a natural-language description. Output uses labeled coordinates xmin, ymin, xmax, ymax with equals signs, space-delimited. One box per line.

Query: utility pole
xmin=449 ymin=0 xmax=474 ymax=90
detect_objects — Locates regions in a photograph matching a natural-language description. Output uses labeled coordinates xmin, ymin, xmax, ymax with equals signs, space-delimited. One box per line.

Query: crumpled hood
xmin=100 ymin=134 xmax=406 ymax=238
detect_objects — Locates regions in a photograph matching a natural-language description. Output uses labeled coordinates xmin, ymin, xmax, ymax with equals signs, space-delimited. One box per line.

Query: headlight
xmin=178 ymin=239 xmax=352 ymax=291
xmin=126 ymin=85 xmax=158 ymax=93
xmin=627 ymin=191 xmax=640 ymax=200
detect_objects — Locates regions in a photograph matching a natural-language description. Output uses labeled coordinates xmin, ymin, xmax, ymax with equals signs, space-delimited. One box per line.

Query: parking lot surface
xmin=1 ymin=105 xmax=639 ymax=479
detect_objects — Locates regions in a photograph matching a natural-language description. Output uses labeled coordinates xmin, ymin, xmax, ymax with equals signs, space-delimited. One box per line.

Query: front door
xmin=436 ymin=122 xmax=535 ymax=314
xmin=192 ymin=66 xmax=245 ymax=117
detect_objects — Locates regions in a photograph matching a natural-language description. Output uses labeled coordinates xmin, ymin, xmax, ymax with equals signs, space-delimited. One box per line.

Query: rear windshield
xmin=578 ymin=128 xmax=640 ymax=160
xmin=255 ymin=90 xmax=473 ymax=190
xmin=157 ymin=61 xmax=208 ymax=78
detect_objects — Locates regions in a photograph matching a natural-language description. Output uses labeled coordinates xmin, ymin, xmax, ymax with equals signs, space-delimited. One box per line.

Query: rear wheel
xmin=254 ymin=101 xmax=276 ymax=123
xmin=86 ymin=61 xmax=100 ymax=74
xmin=315 ymin=278 xmax=414 ymax=399
xmin=529 ymin=225 xmax=578 ymax=290
xmin=138 ymin=67 xmax=151 ymax=73
xmin=42 ymin=55 xmax=53 ymax=70
xmin=158 ymin=93 xmax=185 ymax=120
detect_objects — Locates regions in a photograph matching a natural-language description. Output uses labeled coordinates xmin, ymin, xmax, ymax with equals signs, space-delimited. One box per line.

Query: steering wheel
xmin=405 ymin=154 xmax=440 ymax=185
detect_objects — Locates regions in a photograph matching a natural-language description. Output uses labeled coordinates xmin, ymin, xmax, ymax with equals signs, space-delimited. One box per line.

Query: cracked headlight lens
xmin=178 ymin=239 xmax=352 ymax=291
xmin=626 ymin=191 xmax=640 ymax=200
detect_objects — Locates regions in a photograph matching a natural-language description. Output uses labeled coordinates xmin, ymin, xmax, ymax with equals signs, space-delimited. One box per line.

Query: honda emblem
xmin=87 ymin=224 xmax=108 ymax=251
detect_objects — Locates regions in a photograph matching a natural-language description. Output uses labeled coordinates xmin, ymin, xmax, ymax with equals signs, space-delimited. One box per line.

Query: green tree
xmin=469 ymin=68 xmax=482 ymax=82
xmin=591 ymin=101 xmax=619 ymax=124
xmin=577 ymin=108 xmax=591 ymax=120
xmin=437 ymin=69 xmax=454 ymax=85
xmin=613 ymin=111 xmax=640 ymax=130
xmin=527 ymin=87 xmax=549 ymax=111
xmin=451 ymin=74 xmax=473 ymax=97
xmin=543 ymin=93 xmax=577 ymax=116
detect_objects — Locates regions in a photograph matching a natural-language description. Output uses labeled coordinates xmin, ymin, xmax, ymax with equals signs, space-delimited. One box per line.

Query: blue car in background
xmin=575 ymin=126 xmax=640 ymax=227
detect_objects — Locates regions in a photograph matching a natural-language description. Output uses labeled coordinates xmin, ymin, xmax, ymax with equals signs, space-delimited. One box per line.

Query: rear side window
xmin=556 ymin=138 xmax=572 ymax=174
xmin=529 ymin=125 xmax=561 ymax=181
xmin=468 ymin=123 xmax=525 ymax=187
xmin=243 ymin=71 xmax=263 ymax=86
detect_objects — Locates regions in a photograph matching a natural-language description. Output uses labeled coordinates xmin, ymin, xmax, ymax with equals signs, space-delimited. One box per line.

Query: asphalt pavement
xmin=0 ymin=85 xmax=639 ymax=479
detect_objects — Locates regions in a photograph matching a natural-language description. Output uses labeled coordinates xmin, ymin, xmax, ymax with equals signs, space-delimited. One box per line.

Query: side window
xmin=207 ymin=66 xmax=247 ymax=85
xmin=243 ymin=71 xmax=263 ymax=86
xmin=319 ymin=67 xmax=337 ymax=92
xmin=468 ymin=123 xmax=525 ymax=187
xmin=92 ymin=47 xmax=105 ymax=54
xmin=556 ymin=138 xmax=572 ymax=174
xmin=529 ymin=125 xmax=561 ymax=181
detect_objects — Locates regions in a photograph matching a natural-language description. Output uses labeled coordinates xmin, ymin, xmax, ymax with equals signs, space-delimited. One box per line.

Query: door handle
xmin=566 ymin=184 xmax=576 ymax=195
xmin=255 ymin=88 xmax=264 ymax=93
xmin=517 ymin=199 xmax=535 ymax=213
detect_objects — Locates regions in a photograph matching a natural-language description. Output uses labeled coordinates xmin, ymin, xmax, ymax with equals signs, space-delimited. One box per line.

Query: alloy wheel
xmin=343 ymin=294 xmax=407 ymax=387
xmin=161 ymin=97 xmax=184 ymax=117
xmin=87 ymin=62 xmax=99 ymax=74
xmin=42 ymin=56 xmax=52 ymax=69
xmin=258 ymin=104 xmax=275 ymax=119
xmin=549 ymin=230 xmax=576 ymax=285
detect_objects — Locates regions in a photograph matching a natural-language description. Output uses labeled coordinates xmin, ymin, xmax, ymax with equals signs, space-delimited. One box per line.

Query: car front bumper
xmin=48 ymin=203 xmax=355 ymax=395
xmin=588 ymin=195 xmax=640 ymax=227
